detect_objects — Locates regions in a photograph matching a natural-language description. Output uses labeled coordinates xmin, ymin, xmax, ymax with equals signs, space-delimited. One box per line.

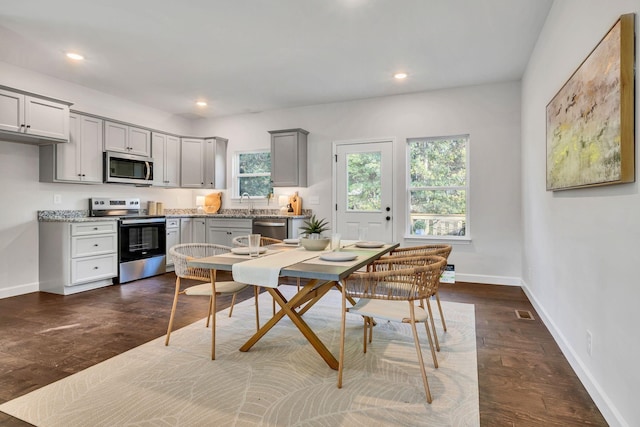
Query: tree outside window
xmin=407 ymin=135 xmax=468 ymax=237
xmin=235 ymin=151 xmax=272 ymax=197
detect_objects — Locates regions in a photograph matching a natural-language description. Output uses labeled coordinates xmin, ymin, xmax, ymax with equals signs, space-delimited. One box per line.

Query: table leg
xmin=338 ymin=279 xmax=346 ymax=388
xmin=239 ymin=280 xmax=339 ymax=370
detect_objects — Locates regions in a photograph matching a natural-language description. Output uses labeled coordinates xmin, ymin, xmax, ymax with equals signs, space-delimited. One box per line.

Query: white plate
xmin=283 ymin=238 xmax=300 ymax=245
xmin=319 ymin=252 xmax=358 ymax=262
xmin=231 ymin=247 xmax=268 ymax=255
xmin=355 ymin=241 xmax=385 ymax=248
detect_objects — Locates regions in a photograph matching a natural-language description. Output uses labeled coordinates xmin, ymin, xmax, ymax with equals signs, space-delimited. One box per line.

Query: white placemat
xmin=232 ymin=249 xmax=320 ymax=287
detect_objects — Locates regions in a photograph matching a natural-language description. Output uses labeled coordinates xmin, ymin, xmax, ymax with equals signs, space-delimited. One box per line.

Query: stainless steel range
xmin=90 ymin=197 xmax=166 ymax=283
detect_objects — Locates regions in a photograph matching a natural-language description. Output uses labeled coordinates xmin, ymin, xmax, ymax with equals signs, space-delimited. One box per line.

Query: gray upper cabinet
xmin=180 ymin=137 xmax=227 ymax=188
xmin=40 ymin=113 xmax=103 ymax=184
xmin=180 ymin=138 xmax=205 ymax=187
xmin=204 ymin=137 xmax=227 ymax=189
xmin=104 ymin=120 xmax=151 ymax=157
xmin=152 ymin=132 xmax=180 ymax=187
xmin=269 ymin=128 xmax=308 ymax=187
xmin=0 ymin=86 xmax=71 ymax=144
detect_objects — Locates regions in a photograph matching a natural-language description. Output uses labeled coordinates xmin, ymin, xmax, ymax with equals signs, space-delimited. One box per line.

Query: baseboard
xmin=0 ymin=282 xmax=39 ymax=299
xmin=454 ymin=273 xmax=521 ymax=286
xmin=521 ymin=281 xmax=628 ymax=427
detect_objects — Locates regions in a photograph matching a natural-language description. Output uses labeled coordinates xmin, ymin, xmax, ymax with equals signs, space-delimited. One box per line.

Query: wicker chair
xmin=378 ymin=244 xmax=452 ymax=332
xmin=232 ymin=235 xmax=283 ymax=247
xmin=166 ymin=243 xmax=260 ymax=360
xmin=338 ymin=256 xmax=447 ymax=403
xmin=359 ymin=255 xmax=440 ymax=365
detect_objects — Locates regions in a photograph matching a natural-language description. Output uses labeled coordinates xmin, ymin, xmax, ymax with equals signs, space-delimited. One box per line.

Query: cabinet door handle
xmin=26 ymin=125 xmax=31 ymax=129
xmin=94 ymin=244 xmax=99 ymax=247
xmin=93 ymin=266 xmax=99 ymax=270
xmin=93 ymin=227 xmax=99 ymax=230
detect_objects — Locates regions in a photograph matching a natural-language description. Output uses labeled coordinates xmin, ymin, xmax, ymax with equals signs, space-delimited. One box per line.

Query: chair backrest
xmin=379 ymin=244 xmax=451 ymax=275
xmin=367 ymin=255 xmax=429 ymax=272
xmin=232 ymin=235 xmax=283 ymax=247
xmin=388 ymin=244 xmax=452 ymax=261
xmin=346 ymin=256 xmax=446 ymax=301
xmin=169 ymin=243 xmax=232 ymax=281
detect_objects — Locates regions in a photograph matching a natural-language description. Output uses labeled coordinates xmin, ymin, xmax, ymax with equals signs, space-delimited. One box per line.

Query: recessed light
xmin=393 ymin=72 xmax=408 ymax=79
xmin=196 ymin=101 xmax=207 ymax=107
xmin=66 ymin=52 xmax=84 ymax=61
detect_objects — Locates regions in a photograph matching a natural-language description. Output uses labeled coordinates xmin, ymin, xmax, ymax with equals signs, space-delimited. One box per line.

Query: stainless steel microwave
xmin=104 ymin=151 xmax=154 ymax=185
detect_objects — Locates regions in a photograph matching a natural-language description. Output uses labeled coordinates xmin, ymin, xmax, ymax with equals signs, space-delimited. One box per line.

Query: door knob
xmin=386 ymin=216 xmax=391 ymax=221
xmin=386 ymin=207 xmax=391 ymax=212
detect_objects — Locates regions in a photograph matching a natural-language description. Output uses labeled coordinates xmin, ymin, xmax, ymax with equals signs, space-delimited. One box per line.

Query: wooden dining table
xmin=187 ymin=242 xmax=398 ymax=370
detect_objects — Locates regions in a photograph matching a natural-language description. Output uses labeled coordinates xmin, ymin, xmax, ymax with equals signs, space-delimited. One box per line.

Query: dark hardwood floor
xmin=0 ymin=273 xmax=607 ymax=426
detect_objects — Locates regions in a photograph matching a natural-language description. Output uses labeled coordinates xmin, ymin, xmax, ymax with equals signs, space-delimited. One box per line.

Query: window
xmin=407 ymin=135 xmax=468 ymax=238
xmin=234 ymin=150 xmax=271 ymax=197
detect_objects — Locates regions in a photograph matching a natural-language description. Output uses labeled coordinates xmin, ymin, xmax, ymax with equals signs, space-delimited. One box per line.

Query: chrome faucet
xmin=240 ymin=192 xmax=254 ymax=214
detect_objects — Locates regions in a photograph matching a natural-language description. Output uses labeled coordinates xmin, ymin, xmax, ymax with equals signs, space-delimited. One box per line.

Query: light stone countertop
xmin=38 ymin=209 xmax=310 ymax=222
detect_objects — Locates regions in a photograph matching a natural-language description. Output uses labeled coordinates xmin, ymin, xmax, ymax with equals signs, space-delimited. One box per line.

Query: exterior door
xmin=333 ymin=139 xmax=394 ymax=242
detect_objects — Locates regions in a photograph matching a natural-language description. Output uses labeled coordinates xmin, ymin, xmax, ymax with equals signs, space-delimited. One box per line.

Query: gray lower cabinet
xmin=166 ymin=218 xmax=180 ymax=267
xmin=179 ymin=218 xmax=206 ymax=244
xmin=193 ymin=218 xmax=207 ymax=243
xmin=39 ymin=221 xmax=118 ymax=294
xmin=288 ymin=218 xmax=306 ymax=239
xmin=206 ymin=218 xmax=251 ymax=247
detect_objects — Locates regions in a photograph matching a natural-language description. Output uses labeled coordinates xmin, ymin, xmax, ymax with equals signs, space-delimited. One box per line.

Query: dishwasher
xmin=252 ymin=218 xmax=288 ymax=240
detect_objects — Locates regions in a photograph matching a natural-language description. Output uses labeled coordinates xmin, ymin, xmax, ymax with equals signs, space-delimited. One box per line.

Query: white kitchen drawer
xmin=71 ymin=234 xmax=117 ymax=258
xmin=71 ymin=221 xmax=117 ymax=236
xmin=71 ymin=253 xmax=117 ymax=285
xmin=166 ymin=218 xmax=180 ymax=228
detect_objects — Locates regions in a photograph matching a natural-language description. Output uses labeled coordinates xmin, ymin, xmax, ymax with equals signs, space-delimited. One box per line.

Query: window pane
xmin=347 ymin=151 xmax=381 ymax=211
xmin=409 ymin=137 xmax=466 ymax=187
xmin=239 ymin=152 xmax=271 ymax=174
xmin=409 ymin=189 xmax=466 ymax=236
xmin=239 ymin=176 xmax=271 ymax=197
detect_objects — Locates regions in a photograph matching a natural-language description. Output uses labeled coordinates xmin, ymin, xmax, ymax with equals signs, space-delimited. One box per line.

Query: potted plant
xmin=299 ymin=215 xmax=331 ymax=250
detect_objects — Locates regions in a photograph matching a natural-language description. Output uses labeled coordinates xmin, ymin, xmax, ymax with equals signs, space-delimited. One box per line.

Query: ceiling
xmin=0 ymin=0 xmax=553 ymax=119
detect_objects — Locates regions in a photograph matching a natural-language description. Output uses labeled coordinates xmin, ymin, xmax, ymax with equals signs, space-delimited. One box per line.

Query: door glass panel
xmin=346 ymin=151 xmax=381 ymax=211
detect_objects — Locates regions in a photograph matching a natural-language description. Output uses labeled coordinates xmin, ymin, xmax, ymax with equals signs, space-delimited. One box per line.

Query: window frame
xmin=405 ymin=134 xmax=471 ymax=241
xmin=232 ymin=149 xmax=271 ymax=199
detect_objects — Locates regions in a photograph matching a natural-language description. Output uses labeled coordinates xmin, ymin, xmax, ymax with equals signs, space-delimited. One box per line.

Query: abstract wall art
xmin=546 ymin=13 xmax=635 ymax=191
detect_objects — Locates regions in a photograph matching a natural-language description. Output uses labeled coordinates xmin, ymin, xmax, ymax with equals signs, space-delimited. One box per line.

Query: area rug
xmin=0 ymin=287 xmax=479 ymax=426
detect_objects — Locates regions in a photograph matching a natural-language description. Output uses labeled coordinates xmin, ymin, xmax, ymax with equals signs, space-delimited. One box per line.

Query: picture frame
xmin=546 ymin=13 xmax=635 ymax=191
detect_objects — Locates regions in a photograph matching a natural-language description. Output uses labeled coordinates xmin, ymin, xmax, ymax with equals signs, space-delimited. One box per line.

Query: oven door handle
xmin=120 ymin=218 xmax=166 ymax=225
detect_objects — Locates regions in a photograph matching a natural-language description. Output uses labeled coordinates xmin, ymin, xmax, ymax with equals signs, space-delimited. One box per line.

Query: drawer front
xmin=206 ymin=218 xmax=252 ymax=229
xmin=166 ymin=218 xmax=180 ymax=228
xmin=71 ymin=253 xmax=118 ymax=285
xmin=72 ymin=234 xmax=117 ymax=258
xmin=72 ymin=221 xmax=117 ymax=236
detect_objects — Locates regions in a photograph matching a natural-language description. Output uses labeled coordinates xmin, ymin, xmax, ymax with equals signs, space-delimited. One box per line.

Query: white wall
xmin=0 ymin=62 xmax=196 ymax=298
xmin=521 ymin=2 xmax=639 ymax=426
xmin=193 ymin=82 xmax=523 ymax=285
